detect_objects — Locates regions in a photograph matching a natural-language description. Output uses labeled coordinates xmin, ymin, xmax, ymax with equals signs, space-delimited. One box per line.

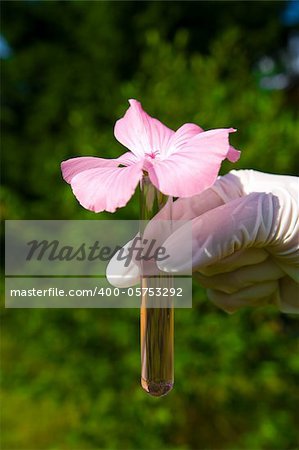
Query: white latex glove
xmin=107 ymin=170 xmax=299 ymax=314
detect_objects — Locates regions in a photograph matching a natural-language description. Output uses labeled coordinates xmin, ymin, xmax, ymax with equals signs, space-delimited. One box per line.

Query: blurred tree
xmin=1 ymin=2 xmax=298 ymax=450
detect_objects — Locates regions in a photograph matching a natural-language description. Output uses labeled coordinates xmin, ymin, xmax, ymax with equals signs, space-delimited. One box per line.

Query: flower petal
xmin=114 ymin=99 xmax=175 ymax=157
xmin=148 ymin=128 xmax=238 ymax=197
xmin=69 ymin=161 xmax=144 ymax=213
xmin=227 ymin=145 xmax=241 ymax=162
xmin=61 ymin=157 xmax=119 ymax=184
xmin=166 ymin=123 xmax=203 ymax=156
xmin=117 ymin=151 xmax=139 ymax=166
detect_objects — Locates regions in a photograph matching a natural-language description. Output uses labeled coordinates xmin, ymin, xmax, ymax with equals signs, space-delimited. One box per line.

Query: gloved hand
xmin=107 ymin=170 xmax=299 ymax=314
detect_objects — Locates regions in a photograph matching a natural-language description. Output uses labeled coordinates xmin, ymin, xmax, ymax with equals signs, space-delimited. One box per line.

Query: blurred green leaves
xmin=1 ymin=1 xmax=298 ymax=449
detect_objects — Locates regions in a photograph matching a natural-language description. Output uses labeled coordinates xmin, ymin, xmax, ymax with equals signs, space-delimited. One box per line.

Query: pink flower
xmin=61 ymin=99 xmax=240 ymax=213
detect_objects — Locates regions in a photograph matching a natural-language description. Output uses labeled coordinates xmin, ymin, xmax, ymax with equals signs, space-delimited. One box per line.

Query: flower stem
xmin=139 ymin=175 xmax=174 ymax=397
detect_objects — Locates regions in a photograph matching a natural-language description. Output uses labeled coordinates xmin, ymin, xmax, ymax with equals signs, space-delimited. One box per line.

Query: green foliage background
xmin=1 ymin=2 xmax=298 ymax=449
